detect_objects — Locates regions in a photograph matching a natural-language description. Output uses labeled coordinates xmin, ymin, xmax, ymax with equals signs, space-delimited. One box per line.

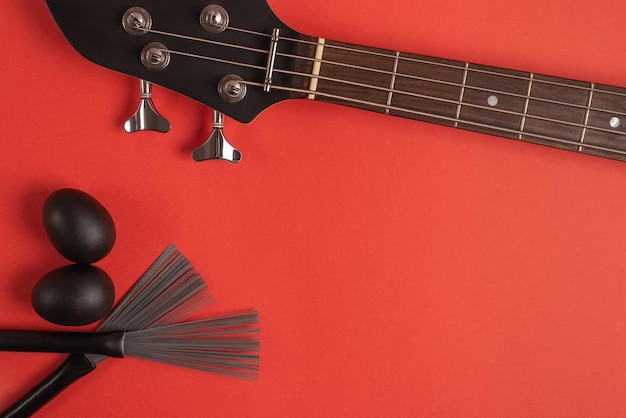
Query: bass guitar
xmin=45 ymin=0 xmax=626 ymax=162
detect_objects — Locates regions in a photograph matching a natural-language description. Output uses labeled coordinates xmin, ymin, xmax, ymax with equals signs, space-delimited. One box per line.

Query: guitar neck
xmin=288 ymin=36 xmax=626 ymax=161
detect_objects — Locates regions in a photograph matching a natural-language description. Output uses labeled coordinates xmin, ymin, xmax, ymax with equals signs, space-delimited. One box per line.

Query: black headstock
xmin=45 ymin=0 xmax=302 ymax=123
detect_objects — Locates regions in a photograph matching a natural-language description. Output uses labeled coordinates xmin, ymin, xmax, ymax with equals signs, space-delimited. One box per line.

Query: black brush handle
xmin=0 ymin=330 xmax=125 ymax=357
xmin=0 ymin=353 xmax=96 ymax=418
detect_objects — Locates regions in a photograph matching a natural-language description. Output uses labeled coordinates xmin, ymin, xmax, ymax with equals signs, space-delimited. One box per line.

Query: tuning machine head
xmin=124 ymin=79 xmax=171 ymax=133
xmin=189 ymin=74 xmax=244 ymax=163
xmin=192 ymin=110 xmax=242 ymax=163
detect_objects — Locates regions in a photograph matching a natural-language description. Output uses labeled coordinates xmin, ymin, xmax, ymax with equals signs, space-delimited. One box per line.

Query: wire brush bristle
xmin=99 ymin=244 xmax=215 ymax=333
xmin=124 ymin=310 xmax=260 ymax=380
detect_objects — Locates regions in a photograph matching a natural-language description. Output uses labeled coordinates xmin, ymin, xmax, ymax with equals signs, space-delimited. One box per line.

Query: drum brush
xmin=1 ymin=244 xmax=215 ymax=417
xmin=0 ymin=310 xmax=260 ymax=380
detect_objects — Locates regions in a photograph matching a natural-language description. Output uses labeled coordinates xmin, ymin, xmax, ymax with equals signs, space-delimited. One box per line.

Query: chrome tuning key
xmin=192 ymin=110 xmax=241 ymax=163
xmin=124 ymin=79 xmax=171 ymax=133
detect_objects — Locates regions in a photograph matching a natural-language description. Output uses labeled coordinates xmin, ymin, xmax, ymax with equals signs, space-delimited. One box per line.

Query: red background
xmin=2 ymin=0 xmax=626 ymax=416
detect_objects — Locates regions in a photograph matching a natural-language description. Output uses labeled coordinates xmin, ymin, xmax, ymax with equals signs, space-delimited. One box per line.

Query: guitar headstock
xmin=45 ymin=0 xmax=302 ymax=123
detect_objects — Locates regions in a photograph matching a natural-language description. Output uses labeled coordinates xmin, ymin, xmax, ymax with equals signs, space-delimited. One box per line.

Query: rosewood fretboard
xmin=291 ymin=37 xmax=626 ymax=161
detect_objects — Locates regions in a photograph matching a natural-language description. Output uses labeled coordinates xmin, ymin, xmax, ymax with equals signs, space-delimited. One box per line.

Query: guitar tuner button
xmin=141 ymin=42 xmax=170 ymax=71
xmin=200 ymin=5 xmax=229 ymax=33
xmin=124 ymin=80 xmax=171 ymax=133
xmin=122 ymin=7 xmax=152 ymax=35
xmin=218 ymin=75 xmax=247 ymax=103
xmin=192 ymin=110 xmax=242 ymax=163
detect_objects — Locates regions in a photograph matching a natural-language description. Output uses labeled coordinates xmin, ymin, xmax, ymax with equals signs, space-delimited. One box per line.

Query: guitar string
xmin=225 ymin=25 xmax=626 ymax=100
xmin=273 ymin=64 xmax=625 ymax=137
xmin=165 ymin=49 xmax=265 ymax=70
xmin=276 ymin=50 xmax=621 ymax=117
xmin=146 ymin=28 xmax=267 ymax=55
xmin=142 ymin=27 xmax=626 ymax=118
xmin=140 ymin=28 xmax=626 ymax=153
xmin=143 ymin=27 xmax=626 ymax=112
xmin=239 ymin=79 xmax=626 ymax=157
xmin=161 ymin=44 xmax=626 ymax=139
xmin=163 ymin=46 xmax=624 ymax=155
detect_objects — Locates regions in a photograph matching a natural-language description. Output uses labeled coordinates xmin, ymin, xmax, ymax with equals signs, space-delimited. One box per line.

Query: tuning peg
xmin=192 ymin=110 xmax=242 ymax=163
xmin=124 ymin=79 xmax=171 ymax=133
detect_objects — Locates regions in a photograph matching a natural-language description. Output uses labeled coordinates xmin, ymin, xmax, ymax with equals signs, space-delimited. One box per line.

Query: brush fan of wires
xmin=124 ymin=310 xmax=260 ymax=380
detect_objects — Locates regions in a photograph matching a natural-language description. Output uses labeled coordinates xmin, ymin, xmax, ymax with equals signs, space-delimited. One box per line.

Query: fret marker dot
xmin=487 ymin=95 xmax=498 ymax=107
xmin=610 ymin=117 xmax=621 ymax=128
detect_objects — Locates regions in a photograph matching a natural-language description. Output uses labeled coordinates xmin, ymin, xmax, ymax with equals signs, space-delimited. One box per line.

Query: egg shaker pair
xmin=32 ymin=188 xmax=117 ymax=326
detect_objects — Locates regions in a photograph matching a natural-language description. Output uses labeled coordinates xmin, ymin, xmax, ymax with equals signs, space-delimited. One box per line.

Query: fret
xmin=389 ymin=53 xmax=465 ymax=125
xmin=315 ymin=41 xmax=395 ymax=112
xmin=385 ymin=52 xmax=400 ymax=114
xmin=457 ymin=64 xmax=529 ymax=138
xmin=518 ymin=74 xmax=534 ymax=139
xmin=581 ymin=84 xmax=626 ymax=159
xmin=455 ymin=63 xmax=470 ymax=127
xmin=579 ymin=83 xmax=595 ymax=151
xmin=519 ymin=75 xmax=590 ymax=151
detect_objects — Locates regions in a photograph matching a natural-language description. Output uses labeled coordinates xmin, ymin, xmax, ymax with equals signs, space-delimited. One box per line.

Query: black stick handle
xmin=0 ymin=330 xmax=125 ymax=357
xmin=0 ymin=353 xmax=97 ymax=417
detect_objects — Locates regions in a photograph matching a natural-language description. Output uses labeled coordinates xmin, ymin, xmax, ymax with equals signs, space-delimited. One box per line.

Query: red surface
xmin=2 ymin=0 xmax=626 ymax=416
